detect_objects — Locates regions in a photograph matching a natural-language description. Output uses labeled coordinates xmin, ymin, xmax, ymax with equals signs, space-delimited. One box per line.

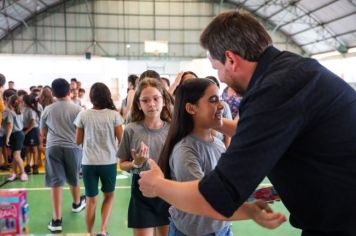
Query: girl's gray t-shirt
xmin=117 ymin=121 xmax=169 ymax=171
xmin=7 ymin=110 xmax=24 ymax=132
xmin=23 ymin=107 xmax=40 ymax=128
xmin=74 ymin=108 xmax=124 ymax=165
xmin=169 ymin=134 xmax=231 ymax=235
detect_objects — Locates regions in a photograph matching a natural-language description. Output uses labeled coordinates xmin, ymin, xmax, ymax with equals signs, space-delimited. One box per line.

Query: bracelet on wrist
xmin=132 ymin=160 xmax=144 ymax=169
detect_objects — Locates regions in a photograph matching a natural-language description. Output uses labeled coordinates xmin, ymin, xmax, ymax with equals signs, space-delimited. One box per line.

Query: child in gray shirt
xmin=40 ymin=78 xmax=85 ymax=233
xmin=117 ymin=77 xmax=173 ymax=235
xmin=5 ymin=95 xmax=26 ymax=182
xmin=159 ymin=79 xmax=232 ymax=236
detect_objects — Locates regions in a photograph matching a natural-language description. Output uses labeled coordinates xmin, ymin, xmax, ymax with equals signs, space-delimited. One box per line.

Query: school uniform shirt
xmin=7 ymin=110 xmax=24 ymax=132
xmin=71 ymin=98 xmax=82 ymax=107
xmin=23 ymin=107 xmax=40 ymax=128
xmin=40 ymin=100 xmax=82 ymax=149
xmin=74 ymin=109 xmax=124 ymax=165
xmin=117 ymin=121 xmax=169 ymax=170
xmin=169 ymin=134 xmax=230 ymax=236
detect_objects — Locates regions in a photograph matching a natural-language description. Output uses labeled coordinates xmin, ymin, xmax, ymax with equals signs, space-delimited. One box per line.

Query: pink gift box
xmin=0 ymin=189 xmax=29 ymax=235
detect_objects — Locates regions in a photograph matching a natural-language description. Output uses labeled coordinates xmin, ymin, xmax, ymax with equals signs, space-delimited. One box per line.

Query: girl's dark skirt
xmin=128 ymin=173 xmax=170 ymax=228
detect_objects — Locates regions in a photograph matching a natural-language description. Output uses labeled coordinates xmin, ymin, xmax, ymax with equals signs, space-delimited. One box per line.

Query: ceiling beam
xmin=250 ymin=0 xmax=274 ymax=15
xmin=290 ymin=11 xmax=356 ymax=37
xmin=0 ymin=11 xmax=21 ymax=23
xmin=300 ymin=29 xmax=356 ymax=47
xmin=38 ymin=0 xmax=48 ymax=8
xmin=264 ymin=0 xmax=301 ymax=21
xmin=277 ymin=0 xmax=338 ymax=29
xmin=12 ymin=1 xmax=33 ymax=14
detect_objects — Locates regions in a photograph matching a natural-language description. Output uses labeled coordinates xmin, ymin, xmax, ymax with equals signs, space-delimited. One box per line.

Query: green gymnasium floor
xmin=0 ymin=172 xmax=301 ymax=235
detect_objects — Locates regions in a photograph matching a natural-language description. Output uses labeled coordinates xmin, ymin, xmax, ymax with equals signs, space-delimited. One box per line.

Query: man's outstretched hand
xmin=247 ymin=200 xmax=287 ymax=229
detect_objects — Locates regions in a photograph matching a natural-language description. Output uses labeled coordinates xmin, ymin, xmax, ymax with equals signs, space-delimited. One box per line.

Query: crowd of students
xmin=0 ymin=70 xmax=252 ymax=236
xmin=1 ymin=10 xmax=355 ymax=236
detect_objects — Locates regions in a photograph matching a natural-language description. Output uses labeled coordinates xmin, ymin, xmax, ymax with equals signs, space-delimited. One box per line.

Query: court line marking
xmin=0 ymin=186 xmax=131 ymax=191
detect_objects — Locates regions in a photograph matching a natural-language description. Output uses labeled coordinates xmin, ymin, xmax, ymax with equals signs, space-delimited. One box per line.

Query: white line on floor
xmin=0 ymin=186 xmax=131 ymax=191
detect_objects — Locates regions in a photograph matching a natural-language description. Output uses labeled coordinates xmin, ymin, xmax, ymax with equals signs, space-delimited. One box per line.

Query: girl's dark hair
xmin=173 ymin=71 xmax=198 ymax=95
xmin=181 ymin=71 xmax=198 ymax=83
xmin=131 ymin=78 xmax=173 ymax=122
xmin=17 ymin=89 xmax=28 ymax=97
xmin=89 ymin=82 xmax=116 ymax=110
xmin=38 ymin=87 xmax=53 ymax=109
xmin=205 ymin=75 xmax=220 ymax=88
xmin=139 ymin=70 xmax=160 ymax=82
xmin=8 ymin=95 xmax=22 ymax=115
xmin=161 ymin=77 xmax=170 ymax=87
xmin=3 ymin=89 xmax=16 ymax=101
xmin=23 ymin=94 xmax=41 ymax=118
xmin=158 ymin=79 xmax=214 ymax=178
xmin=128 ymin=74 xmax=138 ymax=89
xmin=44 ymin=85 xmax=52 ymax=91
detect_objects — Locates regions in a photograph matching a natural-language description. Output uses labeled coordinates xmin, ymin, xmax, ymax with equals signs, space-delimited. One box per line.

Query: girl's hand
xmin=131 ymin=141 xmax=149 ymax=167
xmin=247 ymin=200 xmax=287 ymax=229
xmin=169 ymin=71 xmax=184 ymax=94
xmin=173 ymin=71 xmax=184 ymax=86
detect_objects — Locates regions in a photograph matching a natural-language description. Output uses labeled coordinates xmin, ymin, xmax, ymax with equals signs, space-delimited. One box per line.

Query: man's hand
xmin=139 ymin=159 xmax=164 ymax=197
xmin=247 ymin=200 xmax=287 ymax=229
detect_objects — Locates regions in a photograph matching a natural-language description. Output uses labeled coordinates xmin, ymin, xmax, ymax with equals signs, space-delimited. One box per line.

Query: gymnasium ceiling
xmin=0 ymin=0 xmax=356 ymax=56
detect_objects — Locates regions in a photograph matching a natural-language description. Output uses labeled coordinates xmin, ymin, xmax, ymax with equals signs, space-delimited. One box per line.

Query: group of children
xmin=0 ymin=84 xmax=43 ymax=182
xmin=115 ymin=71 xmax=273 ymax=236
xmin=0 ymin=77 xmax=86 ymax=182
xmin=1 ymin=70 xmax=272 ymax=236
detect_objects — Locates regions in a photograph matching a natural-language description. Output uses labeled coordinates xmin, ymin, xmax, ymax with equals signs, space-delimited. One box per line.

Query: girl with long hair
xmin=74 ymin=82 xmax=124 ymax=236
xmin=159 ymin=79 xmax=280 ymax=235
xmin=38 ymin=87 xmax=54 ymax=109
xmin=117 ymin=78 xmax=173 ymax=236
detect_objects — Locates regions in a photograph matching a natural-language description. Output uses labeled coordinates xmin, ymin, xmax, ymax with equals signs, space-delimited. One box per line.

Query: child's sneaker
xmin=20 ymin=173 xmax=28 ymax=181
xmin=0 ymin=164 xmax=10 ymax=171
xmin=7 ymin=173 xmax=17 ymax=181
xmin=25 ymin=165 xmax=31 ymax=174
xmin=72 ymin=195 xmax=86 ymax=212
xmin=96 ymin=232 xmax=109 ymax=236
xmin=48 ymin=218 xmax=62 ymax=233
xmin=32 ymin=165 xmax=39 ymax=175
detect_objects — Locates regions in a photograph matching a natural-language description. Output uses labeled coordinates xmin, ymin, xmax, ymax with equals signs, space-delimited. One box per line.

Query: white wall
xmin=0 ymin=54 xmax=205 ymax=106
xmin=0 ymin=54 xmax=128 ymax=107
xmin=2 ymin=52 xmax=353 ymax=109
xmin=318 ymin=57 xmax=356 ymax=83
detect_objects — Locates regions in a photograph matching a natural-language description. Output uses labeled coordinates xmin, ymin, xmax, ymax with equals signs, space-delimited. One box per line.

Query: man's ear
xmin=225 ymin=50 xmax=240 ymax=72
xmin=185 ymin=103 xmax=196 ymax=115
